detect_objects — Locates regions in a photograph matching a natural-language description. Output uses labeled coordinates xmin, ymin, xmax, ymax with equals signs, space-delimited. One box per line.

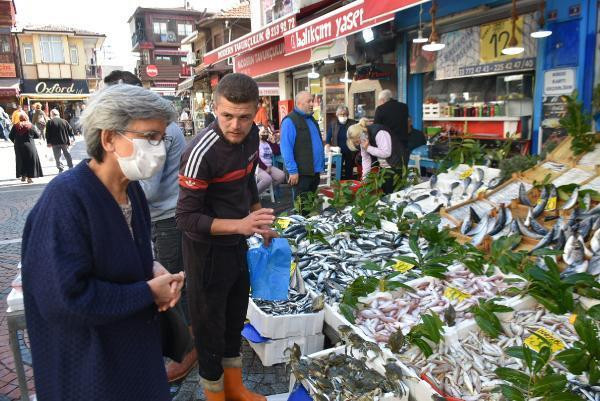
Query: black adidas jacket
xmin=176 ymin=121 xmax=260 ymax=244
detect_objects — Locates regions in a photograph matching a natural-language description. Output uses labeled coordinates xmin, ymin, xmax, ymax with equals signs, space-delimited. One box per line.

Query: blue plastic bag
xmin=247 ymin=238 xmax=291 ymax=301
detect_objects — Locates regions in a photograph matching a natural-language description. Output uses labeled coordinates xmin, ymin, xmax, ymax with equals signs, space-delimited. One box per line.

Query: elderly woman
xmin=347 ymin=118 xmax=403 ymax=194
xmin=9 ymin=113 xmax=43 ymax=183
xmin=21 ymin=84 xmax=185 ymax=401
xmin=325 ymin=105 xmax=356 ymax=179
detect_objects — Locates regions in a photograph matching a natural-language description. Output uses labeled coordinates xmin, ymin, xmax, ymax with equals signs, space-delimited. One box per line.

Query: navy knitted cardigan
xmin=21 ymin=161 xmax=170 ymax=401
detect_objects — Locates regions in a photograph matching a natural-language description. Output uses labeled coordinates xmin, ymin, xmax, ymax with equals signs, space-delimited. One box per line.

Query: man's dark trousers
xmin=52 ymin=145 xmax=73 ymax=172
xmin=182 ymin=237 xmax=249 ymax=381
xmin=296 ymin=173 xmax=320 ymax=199
xmin=152 ymin=217 xmax=189 ymax=323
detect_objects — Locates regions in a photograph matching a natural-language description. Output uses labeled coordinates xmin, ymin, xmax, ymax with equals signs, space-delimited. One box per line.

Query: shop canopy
xmin=19 ymin=93 xmax=90 ymax=101
xmin=0 ymin=78 xmax=20 ymax=97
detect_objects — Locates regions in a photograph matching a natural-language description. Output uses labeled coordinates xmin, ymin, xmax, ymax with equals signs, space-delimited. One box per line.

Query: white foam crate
xmin=291 ymin=345 xmax=410 ymax=401
xmin=248 ymin=333 xmax=324 ymax=367
xmin=246 ymin=297 xmax=324 ymax=340
xmin=6 ymin=288 xmax=24 ymax=312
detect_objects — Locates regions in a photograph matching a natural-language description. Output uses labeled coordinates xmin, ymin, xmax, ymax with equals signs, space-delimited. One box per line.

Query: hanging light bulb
xmin=502 ymin=0 xmax=525 ymax=55
xmin=308 ymin=66 xmax=320 ymax=79
xmin=531 ymin=0 xmax=552 ymax=38
xmin=323 ymin=58 xmax=335 ymax=64
xmin=422 ymin=1 xmax=444 ymax=52
xmin=362 ymin=27 xmax=374 ymax=43
xmin=340 ymin=71 xmax=353 ymax=83
xmin=413 ymin=4 xmax=429 ymax=43
xmin=340 ymin=42 xmax=352 ymax=84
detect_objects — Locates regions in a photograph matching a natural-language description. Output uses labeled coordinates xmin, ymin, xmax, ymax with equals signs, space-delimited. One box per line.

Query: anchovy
xmin=562 ymin=187 xmax=579 ymax=210
xmin=531 ymin=226 xmax=556 ymax=253
xmin=411 ymin=193 xmax=429 ymax=202
xmin=519 ymin=183 xmax=532 ymax=206
xmin=462 ymin=177 xmax=472 ymax=197
xmin=532 ymin=186 xmax=549 ymax=218
xmin=475 ymin=167 xmax=484 ymax=182
xmin=515 ymin=217 xmax=543 ymax=239
xmin=470 ymin=180 xmax=484 ymax=198
xmin=450 ymin=181 xmax=460 ymax=191
xmin=487 ymin=206 xmax=506 ymax=236
xmin=529 ymin=217 xmax=549 ymax=236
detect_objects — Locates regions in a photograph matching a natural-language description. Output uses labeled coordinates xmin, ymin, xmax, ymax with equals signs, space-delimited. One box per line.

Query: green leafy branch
xmin=556 ymin=314 xmax=600 ymax=386
xmin=560 ymin=91 xmax=598 ymax=155
xmin=470 ymin=298 xmax=513 ymax=338
xmin=405 ymin=312 xmax=445 ymax=357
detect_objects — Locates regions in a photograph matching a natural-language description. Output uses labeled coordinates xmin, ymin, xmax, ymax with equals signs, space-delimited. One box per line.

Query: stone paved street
xmin=0 ymin=138 xmax=290 ymax=401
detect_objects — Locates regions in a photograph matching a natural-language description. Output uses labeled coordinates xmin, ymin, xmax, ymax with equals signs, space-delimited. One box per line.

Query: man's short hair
xmin=50 ymin=109 xmax=60 ymax=117
xmin=103 ymin=70 xmax=142 ymax=87
xmin=214 ymin=73 xmax=259 ymax=104
xmin=378 ymin=89 xmax=393 ymax=103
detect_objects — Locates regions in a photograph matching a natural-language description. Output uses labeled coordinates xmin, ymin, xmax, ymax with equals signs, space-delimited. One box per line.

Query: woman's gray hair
xmin=80 ymin=84 xmax=176 ymax=162
xmin=336 ymin=105 xmax=349 ymax=115
xmin=378 ymin=89 xmax=393 ymax=103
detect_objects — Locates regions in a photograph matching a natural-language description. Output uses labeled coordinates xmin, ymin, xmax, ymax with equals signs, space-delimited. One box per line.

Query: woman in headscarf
xmin=9 ymin=113 xmax=43 ymax=183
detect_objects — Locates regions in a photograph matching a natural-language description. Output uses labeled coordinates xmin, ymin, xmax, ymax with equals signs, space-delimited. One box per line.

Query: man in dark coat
xmin=374 ymin=89 xmax=410 ymax=167
xmin=325 ymin=105 xmax=356 ymax=180
xmin=45 ymin=109 xmax=74 ymax=172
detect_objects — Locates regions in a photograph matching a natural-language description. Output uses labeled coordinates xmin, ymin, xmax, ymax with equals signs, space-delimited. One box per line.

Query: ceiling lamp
xmin=307 ymin=66 xmax=320 ymax=79
xmin=362 ymin=27 xmax=374 ymax=43
xmin=531 ymin=0 xmax=552 ymax=38
xmin=502 ymin=0 xmax=525 ymax=55
xmin=340 ymin=71 xmax=353 ymax=83
xmin=323 ymin=58 xmax=335 ymax=64
xmin=413 ymin=4 xmax=429 ymax=43
xmin=422 ymin=1 xmax=445 ymax=52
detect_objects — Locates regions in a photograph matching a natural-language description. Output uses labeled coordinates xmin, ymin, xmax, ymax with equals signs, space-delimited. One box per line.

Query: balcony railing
xmin=86 ymin=65 xmax=102 ymax=79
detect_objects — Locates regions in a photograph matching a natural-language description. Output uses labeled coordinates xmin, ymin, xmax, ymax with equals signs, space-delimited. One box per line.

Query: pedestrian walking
xmin=9 ymin=113 xmax=43 ymax=183
xmin=176 ymin=73 xmax=277 ymax=401
xmin=325 ymin=105 xmax=356 ymax=180
xmin=0 ymin=106 xmax=10 ymax=141
xmin=280 ymin=91 xmax=325 ymax=201
xmin=45 ymin=109 xmax=74 ymax=172
xmin=374 ymin=89 xmax=410 ymax=167
xmin=11 ymin=104 xmax=23 ymax=125
xmin=21 ymin=83 xmax=184 ymax=401
xmin=256 ymin=125 xmax=285 ymax=195
xmin=31 ymin=102 xmax=48 ymax=141
xmin=104 ymin=69 xmax=198 ymax=381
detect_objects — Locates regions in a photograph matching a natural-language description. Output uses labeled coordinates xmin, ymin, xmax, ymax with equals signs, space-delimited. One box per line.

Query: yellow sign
xmin=444 ymin=287 xmax=472 ymax=302
xmin=460 ymin=168 xmax=474 ymax=179
xmin=480 ymin=16 xmax=524 ymax=63
xmin=545 ymin=197 xmax=557 ymax=211
xmin=357 ymin=210 xmax=365 ymax=217
xmin=276 ymin=217 xmax=291 ymax=229
xmin=393 ymin=260 xmax=415 ymax=273
xmin=524 ymin=328 xmax=565 ymax=353
xmin=569 ymin=314 xmax=577 ymax=325
xmin=290 ymin=261 xmax=297 ymax=278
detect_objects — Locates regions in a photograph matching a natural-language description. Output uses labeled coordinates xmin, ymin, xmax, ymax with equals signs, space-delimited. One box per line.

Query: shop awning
xmin=19 ymin=93 xmax=90 ymax=101
xmin=177 ymin=76 xmax=195 ymax=92
xmin=258 ymin=82 xmax=279 ymax=97
xmin=283 ymin=0 xmax=423 ymax=55
xmin=362 ymin=0 xmax=429 ymax=21
xmin=203 ymin=14 xmax=298 ymax=65
xmin=0 ymin=78 xmax=20 ymax=97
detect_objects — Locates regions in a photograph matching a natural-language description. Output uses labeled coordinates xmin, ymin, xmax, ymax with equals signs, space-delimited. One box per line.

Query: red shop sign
xmin=362 ymin=0 xmax=427 ymax=21
xmin=204 ymin=15 xmax=297 ymax=65
xmin=283 ymin=1 xmax=399 ymax=55
xmin=146 ymin=65 xmax=158 ymax=77
xmin=234 ymin=38 xmax=312 ymax=78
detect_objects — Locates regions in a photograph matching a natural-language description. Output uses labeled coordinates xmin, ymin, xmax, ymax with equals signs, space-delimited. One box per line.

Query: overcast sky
xmin=14 ymin=0 xmax=240 ymax=71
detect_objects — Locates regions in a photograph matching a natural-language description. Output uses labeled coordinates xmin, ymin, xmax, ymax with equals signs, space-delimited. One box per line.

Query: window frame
xmin=40 ymin=35 xmax=65 ymax=63
xmin=0 ymin=35 xmax=11 ymax=53
xmin=23 ymin=43 xmax=34 ymax=65
xmin=153 ymin=21 xmax=168 ymax=34
xmin=69 ymin=45 xmax=79 ymax=65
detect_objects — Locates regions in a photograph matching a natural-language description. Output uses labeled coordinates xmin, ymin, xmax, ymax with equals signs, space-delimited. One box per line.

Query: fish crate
xmin=546 ymin=136 xmax=577 ymax=165
xmin=246 ymin=297 xmax=325 ymax=340
xmin=248 ymin=333 xmax=325 ymax=367
xmin=576 ymin=143 xmax=600 ymax=168
xmin=519 ymin=163 xmax=565 ymax=185
xmin=291 ymin=345 xmax=411 ymax=401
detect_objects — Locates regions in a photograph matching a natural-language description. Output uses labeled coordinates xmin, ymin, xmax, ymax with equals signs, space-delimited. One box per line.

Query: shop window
xmin=153 ymin=21 xmax=168 ymax=35
xmin=0 ymin=35 xmax=10 ymax=53
xmin=23 ymin=43 xmax=34 ymax=64
xmin=294 ymin=77 xmax=308 ymax=96
xmin=353 ymin=91 xmax=376 ymax=119
xmin=213 ymin=33 xmax=223 ymax=48
xmin=40 ymin=35 xmax=65 ymax=63
xmin=70 ymin=46 xmax=79 ymax=65
xmin=263 ymin=0 xmax=294 ymax=25
xmin=178 ymin=23 xmax=193 ymax=37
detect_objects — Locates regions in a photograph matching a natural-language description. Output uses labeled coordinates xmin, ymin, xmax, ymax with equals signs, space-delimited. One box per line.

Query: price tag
xmin=443 ymin=287 xmax=472 ymax=302
xmin=393 ymin=260 xmax=415 ymax=273
xmin=569 ymin=314 xmax=577 ymax=325
xmin=290 ymin=261 xmax=297 ymax=278
xmin=524 ymin=328 xmax=565 ymax=352
xmin=545 ymin=197 xmax=557 ymax=211
xmin=276 ymin=217 xmax=291 ymax=229
xmin=460 ymin=168 xmax=474 ymax=179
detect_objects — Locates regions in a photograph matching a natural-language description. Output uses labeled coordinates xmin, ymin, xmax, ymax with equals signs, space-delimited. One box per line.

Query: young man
xmin=280 ymin=91 xmax=325 ymax=200
xmin=176 ymin=73 xmax=276 ymax=401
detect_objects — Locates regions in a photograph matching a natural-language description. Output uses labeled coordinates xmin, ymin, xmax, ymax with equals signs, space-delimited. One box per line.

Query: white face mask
xmin=115 ymin=135 xmax=166 ymax=181
xmin=338 ymin=116 xmax=348 ymax=124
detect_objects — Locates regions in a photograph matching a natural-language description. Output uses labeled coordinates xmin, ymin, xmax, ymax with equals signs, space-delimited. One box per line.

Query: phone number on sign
xmin=459 ymin=58 xmax=536 ymax=77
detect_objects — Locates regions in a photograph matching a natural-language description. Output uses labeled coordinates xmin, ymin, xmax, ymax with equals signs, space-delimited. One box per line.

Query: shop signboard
xmin=146 ymin=65 xmax=158 ymax=77
xmin=0 ymin=63 xmax=16 ymax=78
xmin=434 ymin=13 xmax=537 ymax=80
xmin=204 ymin=14 xmax=297 ymax=65
xmin=22 ymin=79 xmax=89 ymax=95
xmin=362 ymin=0 xmax=427 ymax=21
xmin=480 ymin=16 xmax=524 ymax=63
xmin=234 ymin=38 xmax=312 ymax=78
xmin=543 ymin=68 xmax=576 ymax=96
xmin=540 ymin=95 xmax=569 ymax=153
xmin=284 ymin=1 xmax=395 ymax=55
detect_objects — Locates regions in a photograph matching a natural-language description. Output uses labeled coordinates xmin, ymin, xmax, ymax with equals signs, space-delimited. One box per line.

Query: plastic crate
xmin=246 ymin=297 xmax=324 ymax=340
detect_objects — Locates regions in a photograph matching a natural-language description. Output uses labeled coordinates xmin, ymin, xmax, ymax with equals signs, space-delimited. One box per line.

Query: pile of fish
xmin=389 ymin=166 xmax=502 ymax=217
xmin=502 ymin=306 xmax=578 ymax=346
xmin=354 ymin=267 xmax=525 ymax=343
xmin=253 ymin=290 xmax=324 ymax=316
xmin=282 ymin=214 xmax=422 ymax=303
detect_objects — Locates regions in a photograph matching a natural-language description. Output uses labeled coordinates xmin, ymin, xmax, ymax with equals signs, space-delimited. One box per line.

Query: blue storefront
xmin=392 ymin=0 xmax=598 ymax=155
